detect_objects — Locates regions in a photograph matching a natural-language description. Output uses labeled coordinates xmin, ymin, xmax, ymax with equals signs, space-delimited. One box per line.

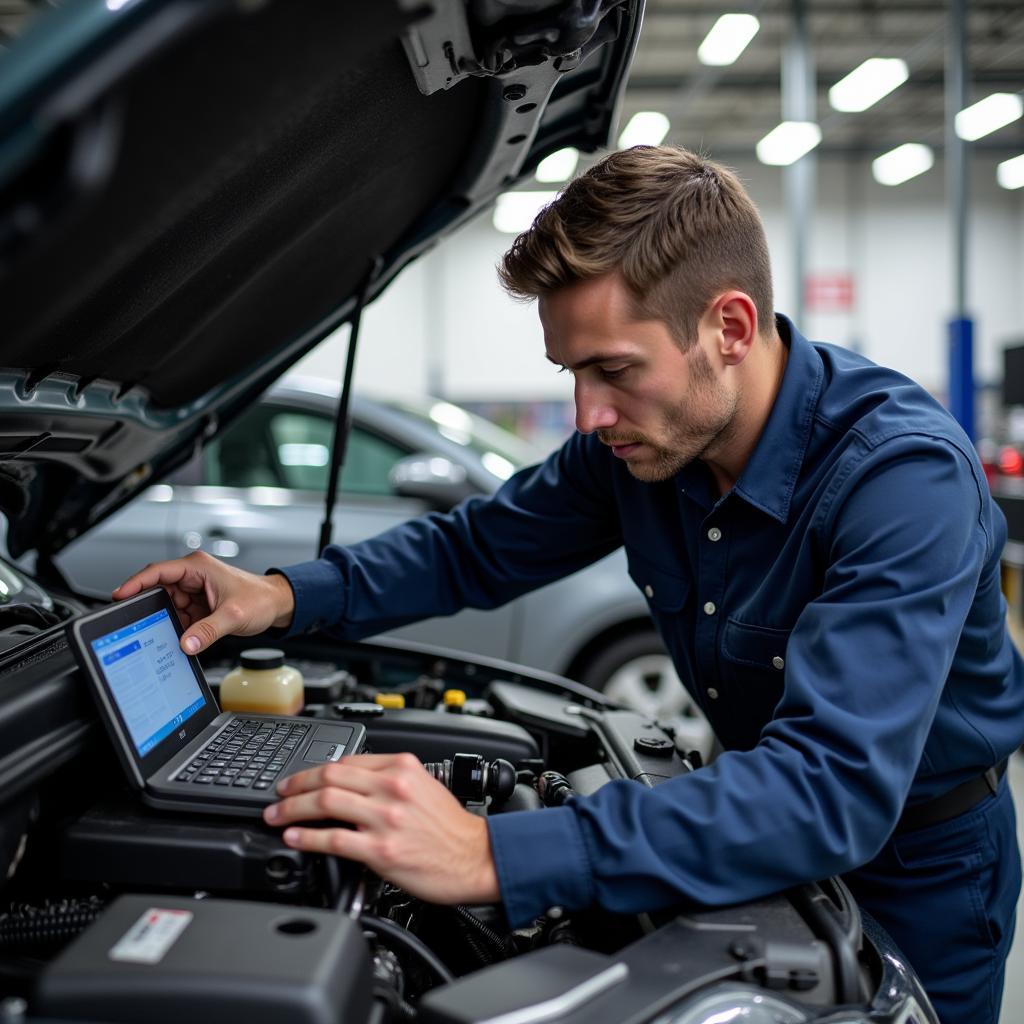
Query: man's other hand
xmin=112 ymin=551 xmax=296 ymax=655
xmin=263 ymin=753 xmax=501 ymax=905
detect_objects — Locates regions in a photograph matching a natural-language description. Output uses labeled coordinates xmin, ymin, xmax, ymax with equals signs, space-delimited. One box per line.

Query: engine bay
xmin=0 ymin=609 xmax=887 ymax=1024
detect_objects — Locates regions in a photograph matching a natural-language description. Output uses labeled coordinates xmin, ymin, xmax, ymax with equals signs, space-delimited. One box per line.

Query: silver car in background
xmin=56 ymin=378 xmax=712 ymax=754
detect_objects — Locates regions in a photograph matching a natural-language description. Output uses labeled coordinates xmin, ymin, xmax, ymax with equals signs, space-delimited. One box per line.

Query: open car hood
xmin=0 ymin=0 xmax=642 ymax=561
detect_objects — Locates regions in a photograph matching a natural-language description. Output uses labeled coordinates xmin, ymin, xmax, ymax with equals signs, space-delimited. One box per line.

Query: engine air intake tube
xmin=423 ymin=753 xmax=517 ymax=807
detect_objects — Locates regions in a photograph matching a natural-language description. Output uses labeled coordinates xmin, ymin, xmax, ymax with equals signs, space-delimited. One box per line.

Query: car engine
xmin=0 ymin=604 xmax=914 ymax=1024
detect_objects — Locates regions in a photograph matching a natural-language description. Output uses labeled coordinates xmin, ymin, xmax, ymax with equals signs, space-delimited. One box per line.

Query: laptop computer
xmin=69 ymin=588 xmax=366 ymax=817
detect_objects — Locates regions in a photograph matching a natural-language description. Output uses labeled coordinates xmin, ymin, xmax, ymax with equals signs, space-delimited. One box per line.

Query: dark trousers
xmin=844 ymin=774 xmax=1021 ymax=1024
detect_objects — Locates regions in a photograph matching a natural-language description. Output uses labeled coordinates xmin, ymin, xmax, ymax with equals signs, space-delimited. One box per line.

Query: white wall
xmin=295 ymin=153 xmax=1024 ymax=406
xmin=294 ymin=209 xmax=559 ymax=402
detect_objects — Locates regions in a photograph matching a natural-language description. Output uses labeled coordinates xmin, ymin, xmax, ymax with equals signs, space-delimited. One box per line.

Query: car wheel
xmin=580 ymin=630 xmax=715 ymax=760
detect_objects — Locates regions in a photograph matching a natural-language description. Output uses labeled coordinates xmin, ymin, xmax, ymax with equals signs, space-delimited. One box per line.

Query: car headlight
xmin=651 ymin=986 xmax=809 ymax=1024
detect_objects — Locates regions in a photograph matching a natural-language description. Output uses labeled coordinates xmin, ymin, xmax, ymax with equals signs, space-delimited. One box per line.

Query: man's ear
xmin=704 ymin=291 xmax=758 ymax=366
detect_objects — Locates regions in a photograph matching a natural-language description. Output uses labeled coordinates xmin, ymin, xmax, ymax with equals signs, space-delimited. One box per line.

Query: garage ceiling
xmin=3 ymin=1 xmax=1023 ymax=162
xmin=624 ymin=0 xmax=1024 ymax=159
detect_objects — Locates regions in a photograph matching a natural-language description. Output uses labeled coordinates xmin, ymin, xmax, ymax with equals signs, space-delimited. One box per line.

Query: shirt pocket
xmin=625 ymin=547 xmax=690 ymax=613
xmin=719 ymin=619 xmax=791 ymax=747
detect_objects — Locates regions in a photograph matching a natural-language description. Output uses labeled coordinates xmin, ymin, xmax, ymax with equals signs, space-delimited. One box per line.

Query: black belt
xmin=895 ymin=759 xmax=1008 ymax=834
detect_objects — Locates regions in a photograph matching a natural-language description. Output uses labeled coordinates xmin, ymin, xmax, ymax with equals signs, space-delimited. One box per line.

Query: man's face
xmin=540 ymin=273 xmax=738 ymax=483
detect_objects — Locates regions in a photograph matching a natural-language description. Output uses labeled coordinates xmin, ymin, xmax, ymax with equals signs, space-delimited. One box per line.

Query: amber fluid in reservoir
xmin=219 ymin=648 xmax=304 ymax=716
xmin=218 ymin=693 xmax=304 ymax=716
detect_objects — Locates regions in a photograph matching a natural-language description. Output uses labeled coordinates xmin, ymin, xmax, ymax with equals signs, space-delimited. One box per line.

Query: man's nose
xmin=574 ymin=380 xmax=618 ymax=434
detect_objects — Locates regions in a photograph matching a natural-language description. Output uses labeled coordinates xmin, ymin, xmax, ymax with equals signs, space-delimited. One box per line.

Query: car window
xmin=342 ymin=426 xmax=412 ymax=496
xmin=204 ymin=405 xmax=410 ymax=496
xmin=204 ymin=406 xmax=283 ymax=488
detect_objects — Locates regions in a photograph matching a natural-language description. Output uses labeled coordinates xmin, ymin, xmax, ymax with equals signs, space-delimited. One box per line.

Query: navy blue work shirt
xmin=279 ymin=316 xmax=1024 ymax=927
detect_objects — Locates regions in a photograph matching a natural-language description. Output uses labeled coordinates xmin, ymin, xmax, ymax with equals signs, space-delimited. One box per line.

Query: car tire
xmin=579 ymin=629 xmax=716 ymax=760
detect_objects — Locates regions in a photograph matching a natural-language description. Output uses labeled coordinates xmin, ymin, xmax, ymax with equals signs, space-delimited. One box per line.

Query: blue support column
xmin=948 ymin=317 xmax=975 ymax=441
xmin=946 ymin=0 xmax=974 ymax=443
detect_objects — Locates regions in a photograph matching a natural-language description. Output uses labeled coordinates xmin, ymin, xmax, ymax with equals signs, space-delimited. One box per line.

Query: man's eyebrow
xmin=545 ymin=352 xmax=634 ymax=371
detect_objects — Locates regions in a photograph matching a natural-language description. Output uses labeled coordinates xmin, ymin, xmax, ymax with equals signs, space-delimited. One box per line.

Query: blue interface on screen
xmin=91 ymin=608 xmax=207 ymax=757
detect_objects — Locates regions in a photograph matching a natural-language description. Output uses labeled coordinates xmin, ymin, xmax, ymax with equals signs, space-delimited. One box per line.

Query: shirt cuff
xmin=487 ymin=805 xmax=595 ymax=927
xmin=269 ymin=560 xmax=347 ymax=637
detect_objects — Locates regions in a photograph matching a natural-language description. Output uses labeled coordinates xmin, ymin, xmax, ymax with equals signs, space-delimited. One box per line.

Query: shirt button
xmin=707 ymin=527 xmax=722 ymax=542
xmin=772 ymin=656 xmax=785 ymax=670
xmin=644 ymin=584 xmax=654 ymax=598
xmin=707 ymin=688 xmax=719 ymax=700
xmin=703 ymin=601 xmax=716 ymax=615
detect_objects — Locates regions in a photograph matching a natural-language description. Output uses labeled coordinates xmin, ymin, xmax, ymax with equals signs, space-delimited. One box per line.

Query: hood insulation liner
xmin=1 ymin=2 xmax=486 ymax=408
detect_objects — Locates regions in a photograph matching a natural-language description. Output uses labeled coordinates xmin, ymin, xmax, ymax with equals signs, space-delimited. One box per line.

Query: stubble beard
xmin=609 ymin=347 xmax=739 ymax=484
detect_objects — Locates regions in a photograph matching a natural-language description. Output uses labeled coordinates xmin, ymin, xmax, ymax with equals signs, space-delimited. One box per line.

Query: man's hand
xmin=112 ymin=551 xmax=296 ymax=655
xmin=263 ymin=753 xmax=501 ymax=905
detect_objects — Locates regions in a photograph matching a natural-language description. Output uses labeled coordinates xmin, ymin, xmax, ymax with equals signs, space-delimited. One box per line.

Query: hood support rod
xmin=317 ymin=256 xmax=383 ymax=556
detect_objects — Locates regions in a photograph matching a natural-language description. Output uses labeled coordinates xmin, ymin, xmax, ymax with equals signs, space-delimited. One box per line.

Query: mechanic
xmin=115 ymin=146 xmax=1024 ymax=1024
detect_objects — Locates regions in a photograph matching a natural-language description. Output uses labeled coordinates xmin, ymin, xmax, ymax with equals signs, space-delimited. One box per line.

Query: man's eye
xmin=600 ymin=366 xmax=628 ymax=381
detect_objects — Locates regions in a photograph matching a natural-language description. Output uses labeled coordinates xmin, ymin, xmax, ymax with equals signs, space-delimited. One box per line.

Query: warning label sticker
xmin=109 ymin=908 xmax=193 ymax=964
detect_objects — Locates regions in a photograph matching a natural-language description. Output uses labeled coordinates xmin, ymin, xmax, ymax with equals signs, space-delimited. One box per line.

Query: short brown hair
xmin=499 ymin=146 xmax=774 ymax=346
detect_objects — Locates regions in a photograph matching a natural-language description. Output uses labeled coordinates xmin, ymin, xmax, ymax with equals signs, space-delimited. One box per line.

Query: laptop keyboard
xmin=172 ymin=719 xmax=311 ymax=791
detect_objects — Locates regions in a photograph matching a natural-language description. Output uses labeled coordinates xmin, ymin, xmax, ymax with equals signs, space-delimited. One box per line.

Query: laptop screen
xmin=90 ymin=607 xmax=208 ymax=758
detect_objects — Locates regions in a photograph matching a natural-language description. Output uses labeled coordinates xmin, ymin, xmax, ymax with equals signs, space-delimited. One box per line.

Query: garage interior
xmin=1 ymin=1 xmax=1023 ymax=1021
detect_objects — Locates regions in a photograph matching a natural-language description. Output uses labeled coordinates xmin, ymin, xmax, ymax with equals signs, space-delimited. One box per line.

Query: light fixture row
xmin=495 ymin=139 xmax=1023 ymax=233
xmin=491 ymin=20 xmax=1023 ymax=230
xmin=754 ymin=88 xmax=1023 ymax=186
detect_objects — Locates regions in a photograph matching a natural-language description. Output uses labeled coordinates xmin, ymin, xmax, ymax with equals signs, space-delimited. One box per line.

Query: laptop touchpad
xmin=304 ymin=740 xmax=344 ymax=763
xmin=301 ymin=725 xmax=356 ymax=763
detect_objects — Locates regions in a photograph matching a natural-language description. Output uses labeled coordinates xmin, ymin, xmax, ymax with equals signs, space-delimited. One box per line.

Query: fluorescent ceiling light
xmin=997 ymin=153 xmax=1024 ymax=190
xmin=535 ymin=147 xmax=579 ymax=183
xmin=829 ymin=58 xmax=909 ymax=113
xmin=756 ymin=122 xmax=821 ymax=166
xmin=697 ymin=14 xmax=760 ymax=66
xmin=872 ymin=143 xmax=934 ymax=186
xmin=492 ymin=191 xmax=557 ymax=233
xmin=955 ymin=93 xmax=1024 ymax=141
xmin=618 ymin=111 xmax=671 ymax=149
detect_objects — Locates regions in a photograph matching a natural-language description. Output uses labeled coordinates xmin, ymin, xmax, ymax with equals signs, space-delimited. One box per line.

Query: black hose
xmin=790 ymin=885 xmax=862 ymax=1003
xmin=372 ymin=983 xmax=417 ymax=1023
xmin=453 ymin=905 xmax=512 ymax=957
xmin=0 ymin=899 xmax=104 ymax=950
xmin=324 ymin=855 xmax=342 ymax=908
xmin=324 ymin=856 xmax=364 ymax=912
xmin=458 ymin=924 xmax=497 ymax=966
xmin=361 ymin=914 xmax=455 ymax=985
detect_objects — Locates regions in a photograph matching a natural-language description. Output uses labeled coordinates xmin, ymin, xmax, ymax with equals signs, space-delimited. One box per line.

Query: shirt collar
xmin=730 ymin=315 xmax=823 ymax=523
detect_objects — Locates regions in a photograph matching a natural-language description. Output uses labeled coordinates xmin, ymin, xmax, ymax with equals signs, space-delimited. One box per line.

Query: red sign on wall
xmin=805 ymin=273 xmax=855 ymax=312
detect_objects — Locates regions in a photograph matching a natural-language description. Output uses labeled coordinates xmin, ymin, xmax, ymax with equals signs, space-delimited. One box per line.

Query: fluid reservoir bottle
xmin=220 ymin=648 xmax=305 ymax=716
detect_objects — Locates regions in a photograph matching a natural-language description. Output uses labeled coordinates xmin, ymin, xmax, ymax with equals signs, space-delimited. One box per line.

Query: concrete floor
xmin=998 ymin=753 xmax=1024 ymax=1024
xmin=998 ymin=613 xmax=1024 ymax=1024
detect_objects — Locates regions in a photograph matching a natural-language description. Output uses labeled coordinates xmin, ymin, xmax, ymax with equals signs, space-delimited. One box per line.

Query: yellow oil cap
xmin=443 ymin=689 xmax=467 ymax=708
xmin=374 ymin=693 xmax=406 ymax=709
